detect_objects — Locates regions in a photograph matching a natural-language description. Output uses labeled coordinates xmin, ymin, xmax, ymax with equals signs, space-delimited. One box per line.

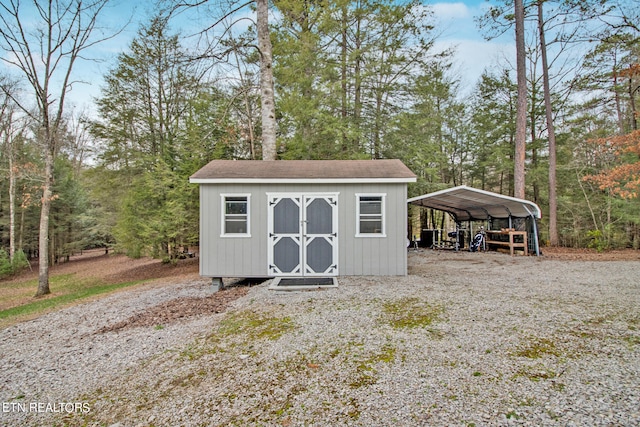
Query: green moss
xmin=623 ymin=335 xmax=640 ymax=348
xmin=180 ymin=309 xmax=297 ymax=360
xmin=505 ymin=410 xmax=520 ymax=420
xmin=512 ymin=337 xmax=561 ymax=359
xmin=215 ymin=310 xmax=296 ymax=342
xmin=349 ymin=343 xmax=397 ymax=389
xmin=380 ymin=297 xmax=444 ymax=330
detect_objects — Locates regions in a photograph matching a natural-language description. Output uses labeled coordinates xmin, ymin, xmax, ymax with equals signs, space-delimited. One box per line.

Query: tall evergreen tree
xmin=91 ymin=15 xmax=218 ymax=259
xmin=385 ymin=61 xmax=464 ymax=194
xmin=272 ymin=0 xmax=437 ymax=160
xmin=469 ymin=70 xmax=517 ymax=194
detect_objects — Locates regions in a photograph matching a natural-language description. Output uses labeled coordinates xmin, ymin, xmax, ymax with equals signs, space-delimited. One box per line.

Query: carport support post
xmin=523 ymin=206 xmax=541 ymax=256
xmin=211 ymin=278 xmax=223 ymax=293
xmin=532 ymin=217 xmax=541 ymax=256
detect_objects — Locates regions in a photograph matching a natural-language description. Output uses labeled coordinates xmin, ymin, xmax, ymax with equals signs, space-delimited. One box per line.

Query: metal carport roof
xmin=407 ymin=185 xmax=542 ymax=222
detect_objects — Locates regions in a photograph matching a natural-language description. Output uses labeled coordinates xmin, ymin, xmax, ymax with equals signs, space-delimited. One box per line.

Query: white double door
xmin=267 ymin=193 xmax=338 ymax=276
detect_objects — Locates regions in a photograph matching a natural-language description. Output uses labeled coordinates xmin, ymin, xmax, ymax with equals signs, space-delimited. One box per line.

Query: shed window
xmin=356 ymin=194 xmax=385 ymax=236
xmin=221 ymin=194 xmax=250 ymax=236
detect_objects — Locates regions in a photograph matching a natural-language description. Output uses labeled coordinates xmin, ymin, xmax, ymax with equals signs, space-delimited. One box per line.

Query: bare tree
xmin=65 ymin=110 xmax=93 ymax=177
xmin=0 ymin=0 xmax=117 ymax=296
xmin=0 ymin=76 xmax=19 ymax=262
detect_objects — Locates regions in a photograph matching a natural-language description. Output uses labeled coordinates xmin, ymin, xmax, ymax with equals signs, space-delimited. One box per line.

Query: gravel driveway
xmin=1 ymin=250 xmax=639 ymax=426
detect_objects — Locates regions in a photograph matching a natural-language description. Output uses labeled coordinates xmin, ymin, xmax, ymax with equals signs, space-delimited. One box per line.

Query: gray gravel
xmin=1 ymin=250 xmax=639 ymax=426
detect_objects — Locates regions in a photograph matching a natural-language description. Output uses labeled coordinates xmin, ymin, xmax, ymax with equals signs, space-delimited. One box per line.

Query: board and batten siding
xmin=199 ymin=182 xmax=408 ymax=277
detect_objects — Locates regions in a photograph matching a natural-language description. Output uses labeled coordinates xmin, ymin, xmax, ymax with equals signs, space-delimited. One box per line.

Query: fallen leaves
xmin=97 ymin=286 xmax=249 ymax=333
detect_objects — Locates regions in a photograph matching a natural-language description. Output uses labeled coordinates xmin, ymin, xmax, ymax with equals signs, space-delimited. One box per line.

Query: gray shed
xmin=189 ymin=159 xmax=417 ymax=279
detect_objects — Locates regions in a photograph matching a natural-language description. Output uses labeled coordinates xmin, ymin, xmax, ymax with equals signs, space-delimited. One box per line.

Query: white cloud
xmin=435 ymin=38 xmax=515 ymax=94
xmin=428 ymin=1 xmax=516 ymax=95
xmin=431 ymin=2 xmax=471 ymax=21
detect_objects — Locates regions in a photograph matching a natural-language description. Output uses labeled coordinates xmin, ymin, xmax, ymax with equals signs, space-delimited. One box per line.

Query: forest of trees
xmin=0 ymin=0 xmax=639 ymax=280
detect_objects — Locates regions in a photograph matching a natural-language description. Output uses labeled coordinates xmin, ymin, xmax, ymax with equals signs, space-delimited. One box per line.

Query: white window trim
xmin=220 ymin=193 xmax=251 ymax=237
xmin=355 ymin=193 xmax=386 ymax=237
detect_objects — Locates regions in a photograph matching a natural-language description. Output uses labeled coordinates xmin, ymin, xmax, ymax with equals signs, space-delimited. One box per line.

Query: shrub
xmin=0 ymin=249 xmax=32 ymax=279
xmin=0 ymin=249 xmax=12 ymax=278
xmin=11 ymin=250 xmax=30 ymax=272
xmin=586 ymin=229 xmax=608 ymax=252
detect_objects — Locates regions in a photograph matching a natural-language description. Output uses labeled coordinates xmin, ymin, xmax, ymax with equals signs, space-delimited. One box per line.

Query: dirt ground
xmin=1 ymin=249 xmax=254 ymax=329
xmin=10 ymin=245 xmax=639 ymax=284
xmin=6 ymin=248 xmax=200 ymax=285
xmin=539 ymin=246 xmax=640 ymax=261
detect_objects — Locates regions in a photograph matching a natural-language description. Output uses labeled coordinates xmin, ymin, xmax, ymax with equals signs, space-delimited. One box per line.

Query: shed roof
xmin=190 ymin=159 xmax=417 ymax=184
xmin=408 ymin=185 xmax=542 ymax=221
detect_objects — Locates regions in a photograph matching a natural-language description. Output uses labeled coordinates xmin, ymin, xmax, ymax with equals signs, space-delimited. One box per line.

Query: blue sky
xmin=80 ymin=0 xmax=512 ymax=110
xmin=2 ymin=0 xmax=513 ymax=114
xmin=430 ymin=0 xmax=514 ymax=92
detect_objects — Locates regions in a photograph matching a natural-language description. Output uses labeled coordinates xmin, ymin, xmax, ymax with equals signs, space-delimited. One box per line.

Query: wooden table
xmin=485 ymin=230 xmax=528 ymax=256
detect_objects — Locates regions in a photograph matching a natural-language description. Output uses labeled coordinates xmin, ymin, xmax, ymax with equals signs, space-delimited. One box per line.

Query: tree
xmin=91 ymin=15 xmax=230 ymax=259
xmin=257 ymin=0 xmax=277 ymax=160
xmin=537 ymin=0 xmax=558 ymax=245
xmin=272 ymin=0 xmax=439 ymax=160
xmin=385 ymin=59 xmax=468 ymax=195
xmin=514 ymin=0 xmax=527 ymax=199
xmin=0 ymin=0 xmax=115 ymax=296
xmin=469 ymin=70 xmax=518 ymax=194
xmin=0 ymin=75 xmax=19 ymax=262
xmin=584 ymin=130 xmax=640 ymax=199
xmin=225 ymin=32 xmax=261 ymax=159
xmin=272 ymin=0 xmax=336 ymax=159
xmin=476 ymin=0 xmax=528 ymax=198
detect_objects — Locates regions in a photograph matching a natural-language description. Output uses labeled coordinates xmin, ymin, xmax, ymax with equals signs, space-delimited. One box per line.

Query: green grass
xmin=0 ymin=274 xmax=145 ymax=327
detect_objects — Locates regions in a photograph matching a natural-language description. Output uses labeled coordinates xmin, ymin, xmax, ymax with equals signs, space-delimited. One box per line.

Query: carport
xmin=408 ymin=185 xmax=542 ymax=255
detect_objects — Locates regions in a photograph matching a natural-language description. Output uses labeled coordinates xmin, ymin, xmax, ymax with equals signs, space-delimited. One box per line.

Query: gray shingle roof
xmin=190 ymin=159 xmax=416 ymax=182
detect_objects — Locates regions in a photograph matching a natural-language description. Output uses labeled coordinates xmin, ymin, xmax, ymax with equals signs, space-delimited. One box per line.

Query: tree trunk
xmin=613 ymin=66 xmax=626 ymax=134
xmin=9 ymin=166 xmax=16 ymax=261
xmin=353 ymin=11 xmax=363 ymax=152
xmin=36 ymin=147 xmax=54 ymax=296
xmin=7 ymin=130 xmax=16 ymax=261
xmin=629 ymin=69 xmax=638 ymax=131
xmin=340 ymin=2 xmax=348 ymax=152
xmin=538 ymin=1 xmax=558 ymax=246
xmin=529 ymin=88 xmax=538 ymax=202
xmin=231 ymin=38 xmax=256 ymax=159
xmin=514 ymin=0 xmax=527 ymax=199
xmin=257 ymin=0 xmax=277 ymax=161
xmin=19 ymin=209 xmax=25 ymax=252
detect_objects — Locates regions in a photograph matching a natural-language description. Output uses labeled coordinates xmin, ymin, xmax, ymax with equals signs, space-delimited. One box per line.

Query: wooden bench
xmin=486 ymin=230 xmax=528 ymax=256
